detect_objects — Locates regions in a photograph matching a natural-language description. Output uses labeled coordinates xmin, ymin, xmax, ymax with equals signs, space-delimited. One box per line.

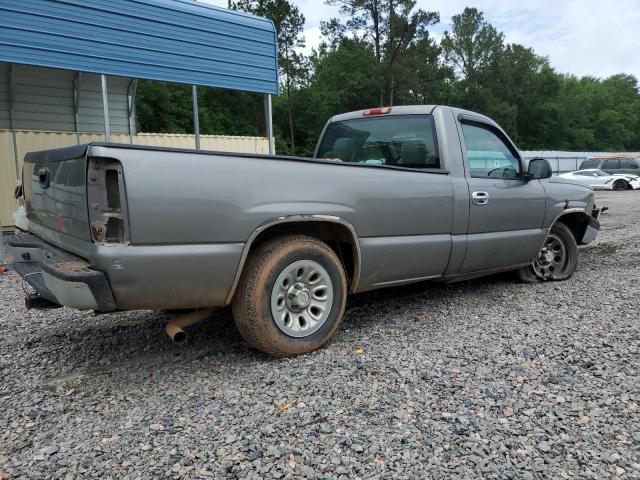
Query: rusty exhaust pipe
xmin=165 ymin=309 xmax=214 ymax=344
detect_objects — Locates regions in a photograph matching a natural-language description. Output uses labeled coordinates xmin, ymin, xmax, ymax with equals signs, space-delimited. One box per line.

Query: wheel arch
xmin=612 ymin=178 xmax=628 ymax=190
xmin=553 ymin=209 xmax=590 ymax=245
xmin=225 ymin=215 xmax=361 ymax=304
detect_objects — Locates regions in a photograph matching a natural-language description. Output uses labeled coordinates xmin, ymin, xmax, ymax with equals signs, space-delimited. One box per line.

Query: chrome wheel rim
xmin=532 ymin=233 xmax=567 ymax=280
xmin=270 ymin=260 xmax=334 ymax=338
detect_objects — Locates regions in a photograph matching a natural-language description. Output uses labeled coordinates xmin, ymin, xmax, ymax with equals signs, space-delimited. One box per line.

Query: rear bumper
xmin=6 ymin=233 xmax=116 ymax=311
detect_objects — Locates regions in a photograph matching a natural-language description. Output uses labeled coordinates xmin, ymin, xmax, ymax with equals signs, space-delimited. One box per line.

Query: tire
xmin=612 ymin=180 xmax=627 ymax=191
xmin=517 ymin=222 xmax=578 ymax=282
xmin=232 ymin=235 xmax=347 ymax=357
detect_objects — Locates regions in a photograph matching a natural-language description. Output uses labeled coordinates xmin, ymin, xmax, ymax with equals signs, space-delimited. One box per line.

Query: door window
xmin=461 ymin=123 xmax=521 ymax=178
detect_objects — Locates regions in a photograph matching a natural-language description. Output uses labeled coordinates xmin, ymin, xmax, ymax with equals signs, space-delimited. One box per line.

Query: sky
xmin=201 ymin=0 xmax=640 ymax=80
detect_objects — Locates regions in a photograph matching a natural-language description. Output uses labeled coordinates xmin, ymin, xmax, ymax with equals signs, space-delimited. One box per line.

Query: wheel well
xmin=555 ymin=212 xmax=588 ymax=244
xmin=247 ymin=221 xmax=360 ymax=292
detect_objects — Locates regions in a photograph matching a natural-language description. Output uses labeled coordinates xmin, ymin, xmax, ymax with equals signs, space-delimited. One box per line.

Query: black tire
xmin=232 ymin=235 xmax=347 ymax=357
xmin=517 ymin=222 xmax=578 ymax=282
xmin=612 ymin=180 xmax=627 ymax=191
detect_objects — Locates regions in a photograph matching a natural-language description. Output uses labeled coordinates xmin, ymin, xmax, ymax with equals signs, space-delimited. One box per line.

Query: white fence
xmin=521 ymin=151 xmax=640 ymax=173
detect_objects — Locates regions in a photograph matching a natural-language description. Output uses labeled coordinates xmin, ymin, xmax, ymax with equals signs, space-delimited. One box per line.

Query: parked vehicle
xmin=579 ymin=155 xmax=640 ymax=176
xmin=558 ymin=169 xmax=640 ymax=191
xmin=7 ymin=105 xmax=601 ymax=357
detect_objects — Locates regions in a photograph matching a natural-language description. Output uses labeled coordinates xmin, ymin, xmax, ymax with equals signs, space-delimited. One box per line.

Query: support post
xmin=100 ymin=74 xmax=110 ymax=141
xmin=73 ymin=72 xmax=81 ymax=144
xmin=127 ymin=79 xmax=138 ymax=144
xmin=8 ymin=64 xmax=20 ymax=180
xmin=265 ymin=94 xmax=274 ymax=155
xmin=192 ymin=85 xmax=200 ymax=150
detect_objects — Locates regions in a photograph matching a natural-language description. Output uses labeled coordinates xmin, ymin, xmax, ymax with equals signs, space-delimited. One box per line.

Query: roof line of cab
xmin=327 ymin=105 xmax=496 ymax=125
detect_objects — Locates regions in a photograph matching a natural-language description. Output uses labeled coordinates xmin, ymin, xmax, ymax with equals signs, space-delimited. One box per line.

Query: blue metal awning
xmin=0 ymin=0 xmax=279 ymax=95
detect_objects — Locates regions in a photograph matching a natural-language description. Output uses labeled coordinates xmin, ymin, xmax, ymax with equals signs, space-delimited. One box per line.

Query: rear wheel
xmin=232 ymin=235 xmax=347 ymax=357
xmin=517 ymin=222 xmax=577 ymax=282
xmin=612 ymin=180 xmax=627 ymax=191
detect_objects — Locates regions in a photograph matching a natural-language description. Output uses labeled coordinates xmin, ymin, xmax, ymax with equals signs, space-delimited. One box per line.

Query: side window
xmin=603 ymin=159 xmax=620 ymax=170
xmin=621 ymin=159 xmax=640 ymax=169
xmin=461 ymin=122 xmax=521 ymax=178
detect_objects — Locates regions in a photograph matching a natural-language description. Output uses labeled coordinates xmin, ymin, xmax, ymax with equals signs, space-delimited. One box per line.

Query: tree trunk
xmin=370 ymin=0 xmax=384 ymax=106
xmin=284 ymin=43 xmax=295 ymax=153
xmin=287 ymin=89 xmax=295 ymax=152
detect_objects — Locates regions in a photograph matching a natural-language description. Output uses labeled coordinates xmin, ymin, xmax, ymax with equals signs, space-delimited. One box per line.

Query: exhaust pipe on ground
xmin=165 ymin=309 xmax=214 ymax=344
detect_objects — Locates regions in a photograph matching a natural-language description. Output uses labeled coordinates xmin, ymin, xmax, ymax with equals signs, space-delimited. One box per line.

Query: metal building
xmin=0 ymin=0 xmax=279 ymax=165
xmin=0 ymin=64 xmax=134 ymax=137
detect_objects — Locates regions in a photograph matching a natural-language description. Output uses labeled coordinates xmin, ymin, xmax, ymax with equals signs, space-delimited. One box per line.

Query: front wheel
xmin=232 ymin=235 xmax=347 ymax=357
xmin=517 ymin=222 xmax=578 ymax=282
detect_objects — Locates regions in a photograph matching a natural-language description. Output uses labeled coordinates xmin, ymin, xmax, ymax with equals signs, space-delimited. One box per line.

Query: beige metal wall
xmin=1 ymin=130 xmax=270 ymax=227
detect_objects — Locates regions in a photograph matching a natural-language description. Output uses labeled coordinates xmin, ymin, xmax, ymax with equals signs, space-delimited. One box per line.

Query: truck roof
xmin=328 ymin=105 xmax=497 ymax=125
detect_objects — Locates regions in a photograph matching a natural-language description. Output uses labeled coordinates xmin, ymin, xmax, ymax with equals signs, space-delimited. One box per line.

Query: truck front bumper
xmin=6 ymin=233 xmax=116 ymax=311
xmin=581 ymin=208 xmax=602 ymax=245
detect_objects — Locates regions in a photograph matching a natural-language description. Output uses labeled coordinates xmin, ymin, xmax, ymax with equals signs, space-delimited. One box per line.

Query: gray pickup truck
xmin=7 ymin=105 xmax=600 ymax=357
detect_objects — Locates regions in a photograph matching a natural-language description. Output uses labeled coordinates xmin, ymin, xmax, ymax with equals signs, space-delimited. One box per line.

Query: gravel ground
xmin=1 ymin=191 xmax=639 ymax=479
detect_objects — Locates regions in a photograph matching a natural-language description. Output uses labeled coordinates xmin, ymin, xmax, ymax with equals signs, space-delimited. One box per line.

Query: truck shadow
xmin=38 ymin=271 xmax=517 ymax=385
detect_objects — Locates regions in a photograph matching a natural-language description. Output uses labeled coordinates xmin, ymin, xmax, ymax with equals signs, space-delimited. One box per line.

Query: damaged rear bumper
xmin=6 ymin=233 xmax=116 ymax=311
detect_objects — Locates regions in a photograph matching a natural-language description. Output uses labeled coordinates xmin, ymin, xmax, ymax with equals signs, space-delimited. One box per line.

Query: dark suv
xmin=580 ymin=156 xmax=640 ymax=175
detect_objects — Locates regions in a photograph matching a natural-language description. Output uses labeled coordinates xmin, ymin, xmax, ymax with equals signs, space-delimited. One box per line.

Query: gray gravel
xmin=1 ymin=191 xmax=639 ymax=479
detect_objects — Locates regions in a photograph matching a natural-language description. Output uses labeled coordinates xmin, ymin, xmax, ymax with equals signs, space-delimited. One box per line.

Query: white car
xmin=558 ymin=169 xmax=640 ymax=191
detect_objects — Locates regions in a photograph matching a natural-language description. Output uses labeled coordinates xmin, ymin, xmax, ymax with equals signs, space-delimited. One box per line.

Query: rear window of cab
xmin=317 ymin=115 xmax=440 ymax=169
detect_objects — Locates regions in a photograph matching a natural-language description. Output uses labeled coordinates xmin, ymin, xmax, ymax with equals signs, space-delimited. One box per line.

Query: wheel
xmin=612 ymin=180 xmax=627 ymax=191
xmin=517 ymin=222 xmax=578 ymax=282
xmin=232 ymin=235 xmax=347 ymax=357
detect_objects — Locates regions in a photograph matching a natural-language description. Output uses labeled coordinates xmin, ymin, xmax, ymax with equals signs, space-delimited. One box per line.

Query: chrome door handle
xmin=472 ymin=191 xmax=489 ymax=205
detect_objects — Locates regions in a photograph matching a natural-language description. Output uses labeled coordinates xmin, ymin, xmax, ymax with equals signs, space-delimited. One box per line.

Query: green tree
xmin=324 ymin=0 xmax=439 ymax=106
xmin=441 ymin=7 xmax=504 ymax=111
xmin=230 ymin=0 xmax=306 ymax=153
xmin=135 ymin=3 xmax=640 ymax=155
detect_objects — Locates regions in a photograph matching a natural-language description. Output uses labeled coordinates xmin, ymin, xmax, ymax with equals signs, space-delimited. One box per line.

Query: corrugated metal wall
xmin=521 ymin=151 xmax=640 ymax=173
xmin=0 ymin=0 xmax=278 ymax=94
xmin=0 ymin=63 xmax=132 ymax=134
xmin=0 ymin=130 xmax=269 ymax=228
xmin=0 ymin=63 xmax=9 ymax=129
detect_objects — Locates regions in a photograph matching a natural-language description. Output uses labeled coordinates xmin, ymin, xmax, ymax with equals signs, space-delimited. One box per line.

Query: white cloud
xmin=199 ymin=0 xmax=640 ymax=79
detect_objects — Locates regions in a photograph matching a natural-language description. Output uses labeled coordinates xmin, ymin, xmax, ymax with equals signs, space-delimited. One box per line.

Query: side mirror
xmin=526 ymin=158 xmax=553 ymax=180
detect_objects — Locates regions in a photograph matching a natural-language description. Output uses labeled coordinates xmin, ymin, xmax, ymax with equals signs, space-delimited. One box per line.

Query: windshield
xmin=316 ymin=115 xmax=440 ymax=169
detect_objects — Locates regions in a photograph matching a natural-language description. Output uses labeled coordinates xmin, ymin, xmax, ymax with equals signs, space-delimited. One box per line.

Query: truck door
xmin=458 ymin=118 xmax=546 ymax=273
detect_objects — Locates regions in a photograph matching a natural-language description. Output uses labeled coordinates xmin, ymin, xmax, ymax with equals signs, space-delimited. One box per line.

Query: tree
xmin=441 ymin=7 xmax=503 ymax=110
xmin=324 ymin=0 xmax=439 ymax=106
xmin=135 ymin=3 xmax=640 ymax=155
xmin=230 ymin=0 xmax=306 ymax=153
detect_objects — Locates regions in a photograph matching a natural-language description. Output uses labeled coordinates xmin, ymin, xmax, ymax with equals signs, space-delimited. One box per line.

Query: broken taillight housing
xmin=87 ymin=158 xmax=129 ymax=245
